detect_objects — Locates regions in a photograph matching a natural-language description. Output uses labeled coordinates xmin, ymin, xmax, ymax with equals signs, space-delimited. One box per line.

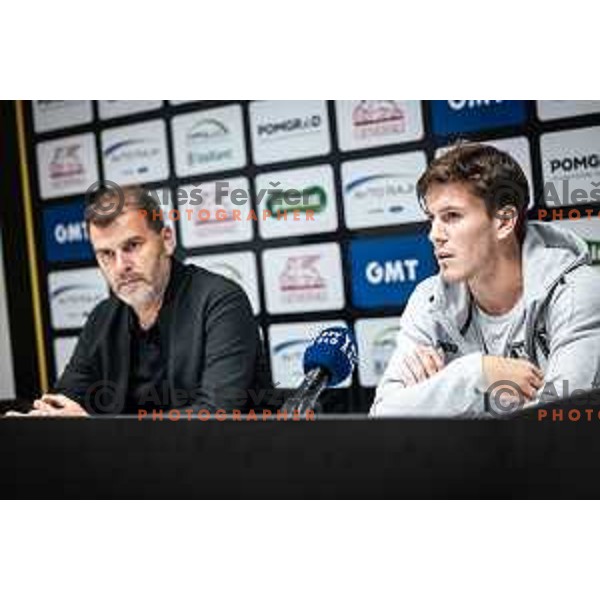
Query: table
xmin=2 ymin=410 xmax=600 ymax=498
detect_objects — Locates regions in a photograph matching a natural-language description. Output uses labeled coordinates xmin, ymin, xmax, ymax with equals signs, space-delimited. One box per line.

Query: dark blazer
xmin=56 ymin=259 xmax=270 ymax=414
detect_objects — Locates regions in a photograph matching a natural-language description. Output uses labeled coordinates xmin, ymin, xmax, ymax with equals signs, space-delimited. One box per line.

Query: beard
xmin=115 ymin=277 xmax=159 ymax=307
xmin=108 ymin=257 xmax=172 ymax=313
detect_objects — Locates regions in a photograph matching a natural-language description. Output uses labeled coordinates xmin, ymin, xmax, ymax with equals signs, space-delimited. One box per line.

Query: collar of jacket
xmin=110 ymin=258 xmax=190 ymax=408
xmin=426 ymin=221 xmax=591 ymax=333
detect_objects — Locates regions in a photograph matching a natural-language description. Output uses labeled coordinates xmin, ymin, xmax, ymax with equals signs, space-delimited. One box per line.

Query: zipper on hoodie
xmin=433 ymin=309 xmax=470 ymax=356
xmin=514 ymin=252 xmax=586 ymax=364
xmin=498 ymin=225 xmax=589 ymax=360
xmin=426 ymin=288 xmax=476 ymax=357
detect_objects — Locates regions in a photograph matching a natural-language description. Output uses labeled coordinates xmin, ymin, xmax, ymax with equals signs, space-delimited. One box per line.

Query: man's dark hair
xmin=84 ymin=185 xmax=165 ymax=233
xmin=416 ymin=142 xmax=530 ymax=243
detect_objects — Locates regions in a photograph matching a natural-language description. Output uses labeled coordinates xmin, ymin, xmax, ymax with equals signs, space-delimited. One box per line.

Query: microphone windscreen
xmin=303 ymin=327 xmax=358 ymax=387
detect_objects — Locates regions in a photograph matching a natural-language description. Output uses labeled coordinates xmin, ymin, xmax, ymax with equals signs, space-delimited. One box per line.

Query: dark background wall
xmin=0 ymin=101 xmax=41 ymax=399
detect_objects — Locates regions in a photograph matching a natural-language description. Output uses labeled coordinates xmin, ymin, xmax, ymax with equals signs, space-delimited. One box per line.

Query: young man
xmin=370 ymin=143 xmax=600 ymax=418
xmin=15 ymin=186 xmax=268 ymax=417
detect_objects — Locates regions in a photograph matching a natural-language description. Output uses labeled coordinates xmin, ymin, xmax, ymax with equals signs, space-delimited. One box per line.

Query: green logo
xmin=266 ymin=185 xmax=327 ymax=215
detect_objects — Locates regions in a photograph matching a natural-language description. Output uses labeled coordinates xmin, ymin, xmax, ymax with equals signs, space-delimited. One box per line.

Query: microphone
xmin=283 ymin=327 xmax=358 ymax=415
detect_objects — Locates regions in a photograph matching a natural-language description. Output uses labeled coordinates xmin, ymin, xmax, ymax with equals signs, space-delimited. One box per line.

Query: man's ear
xmin=495 ymin=204 xmax=518 ymax=241
xmin=162 ymin=225 xmax=176 ymax=256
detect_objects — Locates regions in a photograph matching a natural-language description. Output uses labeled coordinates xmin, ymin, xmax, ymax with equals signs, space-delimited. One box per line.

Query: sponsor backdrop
xmin=19 ymin=100 xmax=600 ymax=412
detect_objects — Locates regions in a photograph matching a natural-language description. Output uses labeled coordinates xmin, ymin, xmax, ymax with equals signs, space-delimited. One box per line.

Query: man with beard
xmin=16 ymin=186 xmax=268 ymax=416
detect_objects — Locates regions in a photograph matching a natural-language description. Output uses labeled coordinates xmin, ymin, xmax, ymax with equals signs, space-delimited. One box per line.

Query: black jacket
xmin=56 ymin=259 xmax=270 ymax=414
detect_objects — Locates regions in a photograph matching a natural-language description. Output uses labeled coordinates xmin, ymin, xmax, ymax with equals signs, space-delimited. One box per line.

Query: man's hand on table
xmin=4 ymin=394 xmax=88 ymax=417
xmin=396 ymin=347 xmax=544 ymax=404
xmin=482 ymin=356 xmax=544 ymax=402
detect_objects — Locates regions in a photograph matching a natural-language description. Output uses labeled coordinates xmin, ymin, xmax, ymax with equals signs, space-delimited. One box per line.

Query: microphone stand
xmin=282 ymin=368 xmax=329 ymax=415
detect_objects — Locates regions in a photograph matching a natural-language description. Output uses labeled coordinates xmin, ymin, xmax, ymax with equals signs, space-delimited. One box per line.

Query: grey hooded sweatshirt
xmin=370 ymin=222 xmax=600 ymax=418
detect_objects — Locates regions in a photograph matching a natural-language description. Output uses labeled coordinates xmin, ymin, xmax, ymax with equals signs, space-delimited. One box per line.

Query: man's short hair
xmin=84 ymin=185 xmax=164 ymax=234
xmin=416 ymin=142 xmax=530 ymax=243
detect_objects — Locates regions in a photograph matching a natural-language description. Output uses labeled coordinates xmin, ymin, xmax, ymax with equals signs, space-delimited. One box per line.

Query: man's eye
xmin=444 ymin=212 xmax=461 ymax=221
xmin=125 ymin=241 xmax=140 ymax=252
xmin=98 ymin=253 xmax=112 ymax=264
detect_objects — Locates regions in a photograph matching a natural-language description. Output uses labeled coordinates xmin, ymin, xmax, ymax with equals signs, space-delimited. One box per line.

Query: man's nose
xmin=428 ymin=218 xmax=446 ymax=245
xmin=114 ymin=250 xmax=133 ymax=274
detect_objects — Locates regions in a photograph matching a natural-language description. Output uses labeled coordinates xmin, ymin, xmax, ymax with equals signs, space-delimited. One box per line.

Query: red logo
xmin=352 ymin=101 xmax=406 ymax=139
xmin=280 ymin=255 xmax=325 ymax=292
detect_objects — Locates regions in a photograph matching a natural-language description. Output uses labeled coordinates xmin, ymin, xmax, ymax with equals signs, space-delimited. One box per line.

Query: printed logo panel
xmin=430 ymin=101 xmax=526 ymax=136
xmin=540 ymin=126 xmax=600 ymax=208
xmin=262 ymin=242 xmax=345 ymax=314
xmin=172 ymin=104 xmax=247 ymax=177
xmin=48 ymin=268 xmax=108 ymax=330
xmin=354 ymin=317 xmax=401 ymax=387
xmin=186 ymin=251 xmax=261 ymax=315
xmin=42 ymin=200 xmax=94 ymax=263
xmin=36 ymin=133 xmax=99 ymax=200
xmin=350 ymin=233 xmax=437 ymax=309
xmin=256 ymin=164 xmax=338 ymax=239
xmin=32 ymin=101 xmax=93 ymax=133
xmin=249 ymin=100 xmax=331 ymax=165
xmin=268 ymin=320 xmax=349 ymax=388
xmin=342 ymin=152 xmax=428 ymax=230
xmin=53 ymin=336 xmax=79 ymax=380
xmin=101 ymin=119 xmax=169 ymax=185
xmin=98 ymin=101 xmax=163 ymax=120
xmin=177 ymin=177 xmax=254 ymax=249
xmin=335 ymin=100 xmax=423 ymax=151
xmin=537 ymin=101 xmax=600 ymax=121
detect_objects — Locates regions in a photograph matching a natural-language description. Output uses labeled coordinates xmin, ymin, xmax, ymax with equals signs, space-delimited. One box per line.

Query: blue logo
xmin=43 ymin=200 xmax=94 ymax=263
xmin=350 ymin=234 xmax=437 ymax=309
xmin=430 ymin=101 xmax=526 ymax=136
xmin=273 ymin=338 xmax=310 ymax=357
